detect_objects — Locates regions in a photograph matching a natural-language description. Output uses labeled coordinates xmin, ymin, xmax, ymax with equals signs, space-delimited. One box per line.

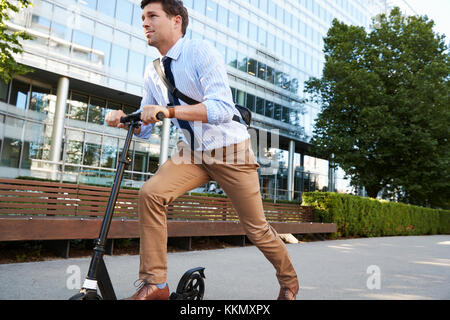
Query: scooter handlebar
xmin=120 ymin=111 xmax=165 ymax=124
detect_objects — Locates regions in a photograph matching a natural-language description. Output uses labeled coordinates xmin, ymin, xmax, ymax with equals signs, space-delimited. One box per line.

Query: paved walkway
xmin=0 ymin=235 xmax=449 ymax=300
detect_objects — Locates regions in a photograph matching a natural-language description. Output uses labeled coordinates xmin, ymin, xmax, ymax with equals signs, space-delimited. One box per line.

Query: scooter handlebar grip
xmin=120 ymin=112 xmax=141 ymax=124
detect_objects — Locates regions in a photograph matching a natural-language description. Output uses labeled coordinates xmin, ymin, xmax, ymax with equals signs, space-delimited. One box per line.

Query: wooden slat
xmin=0 ymin=184 xmax=78 ymax=194
xmin=0 ymin=178 xmax=77 ymax=188
xmin=0 ymin=216 xmax=336 ymax=241
xmin=0 ymin=197 xmax=80 ymax=205
xmin=0 ymin=209 xmax=77 ymax=215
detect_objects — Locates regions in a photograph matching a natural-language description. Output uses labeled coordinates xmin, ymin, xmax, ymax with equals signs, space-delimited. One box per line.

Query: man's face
xmin=141 ymin=2 xmax=179 ymax=47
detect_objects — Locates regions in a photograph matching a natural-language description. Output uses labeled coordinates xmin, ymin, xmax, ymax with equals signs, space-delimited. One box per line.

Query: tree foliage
xmin=305 ymin=8 xmax=450 ymax=208
xmin=0 ymin=0 xmax=33 ymax=83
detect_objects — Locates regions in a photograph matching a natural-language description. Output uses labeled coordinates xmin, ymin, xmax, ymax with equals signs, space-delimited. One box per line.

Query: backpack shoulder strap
xmin=152 ymin=58 xmax=248 ymax=127
xmin=153 ymin=58 xmax=200 ymax=105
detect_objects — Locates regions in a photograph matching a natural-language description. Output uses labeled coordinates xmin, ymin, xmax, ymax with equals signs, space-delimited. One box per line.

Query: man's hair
xmin=140 ymin=0 xmax=189 ymax=36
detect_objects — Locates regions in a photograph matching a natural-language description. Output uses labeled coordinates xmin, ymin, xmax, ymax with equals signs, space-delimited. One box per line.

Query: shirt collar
xmin=162 ymin=37 xmax=185 ymax=61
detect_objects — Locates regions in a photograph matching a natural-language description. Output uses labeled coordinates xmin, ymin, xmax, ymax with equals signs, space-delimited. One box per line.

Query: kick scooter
xmin=69 ymin=111 xmax=205 ymax=300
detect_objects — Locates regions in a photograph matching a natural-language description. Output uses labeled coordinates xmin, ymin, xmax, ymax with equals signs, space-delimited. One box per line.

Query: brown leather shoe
xmin=277 ymin=284 xmax=299 ymax=300
xmin=123 ymin=281 xmax=170 ymax=300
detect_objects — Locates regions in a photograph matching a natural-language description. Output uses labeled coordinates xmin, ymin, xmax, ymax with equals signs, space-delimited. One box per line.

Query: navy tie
xmin=162 ymin=56 xmax=196 ymax=150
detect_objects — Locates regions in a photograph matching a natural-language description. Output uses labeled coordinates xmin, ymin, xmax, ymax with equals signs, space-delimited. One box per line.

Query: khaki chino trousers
xmin=138 ymin=139 xmax=299 ymax=289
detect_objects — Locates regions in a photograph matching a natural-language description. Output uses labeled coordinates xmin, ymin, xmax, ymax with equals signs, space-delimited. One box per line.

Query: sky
xmin=399 ymin=0 xmax=450 ymax=40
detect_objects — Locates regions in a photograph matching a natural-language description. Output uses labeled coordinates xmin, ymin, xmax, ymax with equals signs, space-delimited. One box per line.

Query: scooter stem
xmin=85 ymin=120 xmax=139 ymax=290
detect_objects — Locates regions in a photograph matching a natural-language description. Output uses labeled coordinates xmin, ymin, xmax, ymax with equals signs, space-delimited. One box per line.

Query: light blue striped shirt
xmin=135 ymin=37 xmax=249 ymax=151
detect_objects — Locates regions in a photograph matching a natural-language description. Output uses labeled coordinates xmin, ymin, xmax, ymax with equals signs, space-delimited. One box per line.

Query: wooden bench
xmin=0 ymin=178 xmax=336 ymax=256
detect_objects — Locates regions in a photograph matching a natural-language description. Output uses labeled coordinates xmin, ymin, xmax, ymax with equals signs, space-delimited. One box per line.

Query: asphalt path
xmin=0 ymin=235 xmax=449 ymax=300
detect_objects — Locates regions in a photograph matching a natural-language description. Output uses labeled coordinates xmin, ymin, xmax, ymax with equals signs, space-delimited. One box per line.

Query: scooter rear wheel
xmin=69 ymin=291 xmax=102 ymax=300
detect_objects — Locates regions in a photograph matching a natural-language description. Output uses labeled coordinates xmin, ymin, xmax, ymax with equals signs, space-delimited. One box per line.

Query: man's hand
xmin=141 ymin=105 xmax=170 ymax=125
xmin=105 ymin=109 xmax=126 ymax=128
xmin=105 ymin=109 xmax=141 ymax=134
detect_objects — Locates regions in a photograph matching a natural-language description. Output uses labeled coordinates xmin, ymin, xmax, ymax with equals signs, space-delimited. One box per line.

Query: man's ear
xmin=173 ymin=15 xmax=183 ymax=30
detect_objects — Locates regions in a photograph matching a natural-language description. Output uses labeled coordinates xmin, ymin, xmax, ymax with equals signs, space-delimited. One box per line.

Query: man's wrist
xmin=168 ymin=107 xmax=176 ymax=118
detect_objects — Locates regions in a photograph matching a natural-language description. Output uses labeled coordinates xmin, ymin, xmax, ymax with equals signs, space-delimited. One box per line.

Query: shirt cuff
xmin=203 ymin=99 xmax=234 ymax=125
xmin=134 ymin=123 xmax=154 ymax=139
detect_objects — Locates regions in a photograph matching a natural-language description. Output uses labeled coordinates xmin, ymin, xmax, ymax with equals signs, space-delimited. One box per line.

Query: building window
xmin=247 ymin=58 xmax=257 ymax=77
xmin=92 ymin=37 xmax=111 ymax=66
xmin=238 ymin=16 xmax=248 ymax=37
xmin=193 ymin=0 xmax=206 ymax=15
xmin=98 ymin=0 xmax=116 ymax=17
xmin=265 ymin=101 xmax=274 ymax=118
xmin=268 ymin=1 xmax=276 ymax=19
xmin=1 ymin=117 xmax=24 ymax=168
xmin=101 ymin=136 xmax=118 ymax=169
xmin=87 ymin=97 xmax=106 ymax=125
xmin=133 ymin=141 xmax=150 ymax=180
xmin=274 ymin=103 xmax=282 ymax=121
xmin=276 ymin=37 xmax=283 ymax=57
xmin=282 ymin=107 xmax=290 ymax=123
xmin=276 ymin=4 xmax=284 ymax=22
xmin=31 ymin=15 xmax=51 ymax=35
xmin=236 ymin=90 xmax=246 ymax=106
xmin=215 ymin=42 xmax=226 ymax=62
xmin=72 ymin=30 xmax=92 ymax=61
xmin=191 ymin=31 xmax=202 ymax=40
xmin=228 ymin=11 xmax=238 ymax=32
xmin=83 ymin=133 xmax=101 ymax=167
xmin=206 ymin=0 xmax=217 ymax=21
xmin=259 ymin=0 xmax=268 ymax=12
xmin=266 ymin=66 xmax=274 ymax=84
xmin=0 ymin=80 xmax=8 ymax=102
xmin=110 ymin=44 xmax=129 ymax=75
xmin=51 ymin=22 xmax=72 ymax=41
xmin=67 ymin=93 xmax=88 ymax=122
xmin=128 ymin=50 xmax=145 ymax=78
xmin=80 ymin=0 xmax=97 ymax=10
xmin=132 ymin=4 xmax=143 ymax=28
xmin=230 ymin=87 xmax=236 ymax=102
xmin=9 ymin=79 xmax=30 ymax=110
xmin=226 ymin=47 xmax=237 ymax=68
xmin=116 ymin=0 xmax=133 ymax=24
xmin=237 ymin=53 xmax=247 ymax=72
xmin=267 ymin=32 xmax=275 ymax=53
xmin=29 ymin=86 xmax=51 ymax=114
xmin=246 ymin=94 xmax=255 ymax=112
xmin=183 ymin=0 xmax=193 ymax=9
xmin=217 ymin=4 xmax=228 ymax=26
xmin=256 ymin=97 xmax=265 ymax=115
xmin=258 ymin=28 xmax=266 ymax=47
xmin=248 ymin=22 xmax=257 ymax=42
xmin=257 ymin=62 xmax=266 ymax=81
xmin=0 ymin=138 xmax=21 ymax=168
xmin=21 ymin=121 xmax=46 ymax=169
xmin=0 ymin=116 xmax=4 ymax=166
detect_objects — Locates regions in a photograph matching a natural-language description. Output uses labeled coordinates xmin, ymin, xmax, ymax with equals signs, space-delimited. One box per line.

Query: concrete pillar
xmin=287 ymin=140 xmax=295 ymax=201
xmin=159 ymin=117 xmax=170 ymax=165
xmin=49 ymin=77 xmax=69 ymax=180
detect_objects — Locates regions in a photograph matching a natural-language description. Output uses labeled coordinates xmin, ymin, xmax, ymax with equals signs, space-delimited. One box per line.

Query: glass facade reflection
xmin=2 ymin=0 xmax=387 ymax=198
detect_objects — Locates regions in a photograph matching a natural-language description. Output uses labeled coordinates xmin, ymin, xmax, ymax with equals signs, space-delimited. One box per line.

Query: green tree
xmin=0 ymin=0 xmax=33 ymax=83
xmin=305 ymin=8 xmax=450 ymax=209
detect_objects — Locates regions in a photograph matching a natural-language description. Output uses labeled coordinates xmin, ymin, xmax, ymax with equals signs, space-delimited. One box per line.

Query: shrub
xmin=302 ymin=192 xmax=450 ymax=238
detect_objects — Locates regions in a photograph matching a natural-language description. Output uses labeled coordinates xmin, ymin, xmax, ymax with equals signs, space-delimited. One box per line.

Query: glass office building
xmin=1 ymin=0 xmax=387 ymax=199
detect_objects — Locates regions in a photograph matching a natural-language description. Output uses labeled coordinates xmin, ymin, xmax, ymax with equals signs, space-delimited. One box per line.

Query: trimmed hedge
xmin=302 ymin=192 xmax=450 ymax=238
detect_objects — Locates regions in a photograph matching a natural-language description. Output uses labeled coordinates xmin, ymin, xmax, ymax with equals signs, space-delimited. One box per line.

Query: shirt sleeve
xmin=134 ymin=72 xmax=156 ymax=139
xmin=194 ymin=41 xmax=236 ymax=125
